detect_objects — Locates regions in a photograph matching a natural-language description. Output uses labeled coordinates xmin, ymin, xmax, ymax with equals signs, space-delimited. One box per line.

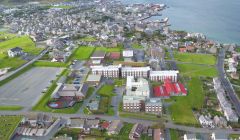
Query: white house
xmin=8 ymin=47 xmax=23 ymax=57
xmin=199 ymin=115 xmax=214 ymax=128
xmin=123 ymin=50 xmax=134 ymax=58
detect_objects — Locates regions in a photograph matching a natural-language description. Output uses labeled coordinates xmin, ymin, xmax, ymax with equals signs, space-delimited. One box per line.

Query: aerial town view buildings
xmin=0 ymin=0 xmax=239 ymax=140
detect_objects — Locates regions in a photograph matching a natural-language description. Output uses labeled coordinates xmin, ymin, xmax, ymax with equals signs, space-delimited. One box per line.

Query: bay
xmin=121 ymin=0 xmax=240 ymax=44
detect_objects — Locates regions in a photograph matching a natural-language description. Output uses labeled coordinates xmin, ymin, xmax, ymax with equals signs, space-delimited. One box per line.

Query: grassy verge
xmin=170 ymin=129 xmax=180 ymax=140
xmin=0 ymin=116 xmax=22 ymax=140
xmin=0 ymin=106 xmax=23 ymax=111
xmin=229 ymin=134 xmax=240 ymax=139
xmin=85 ymin=87 xmax=95 ymax=98
xmin=97 ymin=85 xmax=115 ymax=97
xmin=33 ymin=61 xmax=67 ymax=67
xmin=119 ymin=111 xmax=160 ymax=121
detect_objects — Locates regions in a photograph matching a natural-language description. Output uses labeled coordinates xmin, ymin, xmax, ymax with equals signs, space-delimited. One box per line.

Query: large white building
xmin=91 ymin=65 xmax=121 ymax=78
xmin=121 ymin=67 xmax=150 ymax=78
xmin=149 ymin=70 xmax=179 ymax=82
xmin=126 ymin=76 xmax=150 ymax=97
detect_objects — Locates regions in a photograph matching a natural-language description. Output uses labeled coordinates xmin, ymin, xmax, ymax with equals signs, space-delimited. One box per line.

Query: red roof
xmin=153 ymin=86 xmax=170 ymax=97
xmin=178 ymin=82 xmax=187 ymax=95
xmin=154 ymin=79 xmax=187 ymax=97
xmin=109 ymin=52 xmax=121 ymax=59
xmin=101 ymin=121 xmax=110 ymax=129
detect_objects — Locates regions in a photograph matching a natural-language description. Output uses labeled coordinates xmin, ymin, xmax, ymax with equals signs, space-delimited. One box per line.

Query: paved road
xmin=0 ymin=47 xmax=49 ymax=82
xmin=112 ymin=86 xmax=124 ymax=117
xmin=217 ymin=48 xmax=240 ymax=116
xmin=167 ymin=48 xmax=178 ymax=70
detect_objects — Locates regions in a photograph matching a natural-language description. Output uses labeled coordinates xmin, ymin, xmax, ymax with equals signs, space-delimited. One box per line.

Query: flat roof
xmin=86 ymin=74 xmax=102 ymax=82
xmin=91 ymin=51 xmax=106 ymax=59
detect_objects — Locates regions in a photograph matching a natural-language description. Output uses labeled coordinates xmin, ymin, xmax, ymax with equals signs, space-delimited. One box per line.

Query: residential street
xmin=217 ymin=48 xmax=240 ymax=116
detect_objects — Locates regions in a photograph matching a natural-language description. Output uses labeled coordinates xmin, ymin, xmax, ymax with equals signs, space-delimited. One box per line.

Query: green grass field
xmin=72 ymin=46 xmax=95 ymax=60
xmin=177 ymin=63 xmax=218 ymax=77
xmin=170 ymin=129 xmax=180 ymax=140
xmin=97 ymin=85 xmax=115 ymax=97
xmin=33 ymin=61 xmax=66 ymax=67
xmin=132 ymin=43 xmax=143 ymax=49
xmin=0 ymin=35 xmax=43 ymax=69
xmin=95 ymin=46 xmax=123 ymax=52
xmin=169 ymin=77 xmax=203 ymax=126
xmin=0 ymin=116 xmax=22 ymax=140
xmin=174 ymin=52 xmax=216 ymax=65
xmin=119 ymin=123 xmax=134 ymax=137
xmin=0 ymin=106 xmax=23 ymax=111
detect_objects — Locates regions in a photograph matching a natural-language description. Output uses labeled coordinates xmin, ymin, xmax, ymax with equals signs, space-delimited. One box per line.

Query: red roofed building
xmin=100 ymin=121 xmax=110 ymax=130
xmin=153 ymin=79 xmax=187 ymax=98
xmin=153 ymin=86 xmax=170 ymax=98
xmin=109 ymin=52 xmax=121 ymax=60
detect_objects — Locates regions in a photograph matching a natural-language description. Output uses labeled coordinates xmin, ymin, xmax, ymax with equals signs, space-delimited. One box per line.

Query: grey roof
xmin=91 ymin=50 xmax=106 ymax=59
xmin=86 ymin=74 xmax=101 ymax=82
xmin=10 ymin=47 xmax=22 ymax=52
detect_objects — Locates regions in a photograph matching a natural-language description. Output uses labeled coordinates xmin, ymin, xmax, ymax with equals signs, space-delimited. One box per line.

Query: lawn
xmin=0 ymin=35 xmax=43 ymax=69
xmin=97 ymin=85 xmax=115 ymax=97
xmin=72 ymin=46 xmax=95 ymax=60
xmin=33 ymin=61 xmax=66 ymax=67
xmin=0 ymin=116 xmax=22 ymax=140
xmin=95 ymin=46 xmax=123 ymax=52
xmin=119 ymin=111 xmax=160 ymax=121
xmin=0 ymin=35 xmax=41 ymax=55
xmin=0 ymin=57 xmax=26 ymax=69
xmin=0 ymin=106 xmax=23 ymax=111
xmin=132 ymin=43 xmax=143 ymax=49
xmin=170 ymin=129 xmax=180 ymax=140
xmin=85 ymin=87 xmax=95 ymax=98
xmin=173 ymin=52 xmax=216 ymax=65
xmin=177 ymin=63 xmax=218 ymax=77
xmin=229 ymin=134 xmax=240 ymax=139
xmin=92 ymin=96 xmax=113 ymax=115
xmin=114 ymin=79 xmax=126 ymax=87
xmin=55 ymin=128 xmax=82 ymax=140
xmin=119 ymin=123 xmax=134 ymax=136
xmin=169 ymin=77 xmax=203 ymax=126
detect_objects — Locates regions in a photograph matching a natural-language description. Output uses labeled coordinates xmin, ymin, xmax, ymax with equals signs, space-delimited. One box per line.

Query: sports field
xmin=177 ymin=63 xmax=218 ymax=77
xmin=174 ymin=52 xmax=216 ymax=65
xmin=169 ymin=77 xmax=203 ymax=126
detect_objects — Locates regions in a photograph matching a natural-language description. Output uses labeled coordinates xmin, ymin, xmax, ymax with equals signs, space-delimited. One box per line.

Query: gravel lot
xmin=0 ymin=67 xmax=62 ymax=108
